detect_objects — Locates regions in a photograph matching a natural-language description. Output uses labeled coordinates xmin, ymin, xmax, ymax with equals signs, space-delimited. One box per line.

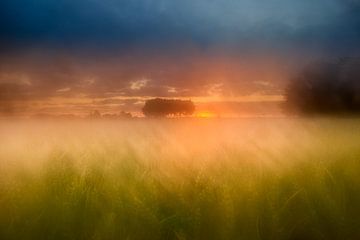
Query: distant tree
xmin=285 ymin=58 xmax=360 ymax=115
xmin=89 ymin=110 xmax=101 ymax=118
xmin=142 ymin=98 xmax=195 ymax=117
xmin=102 ymin=113 xmax=118 ymax=119
xmin=119 ymin=111 xmax=132 ymax=118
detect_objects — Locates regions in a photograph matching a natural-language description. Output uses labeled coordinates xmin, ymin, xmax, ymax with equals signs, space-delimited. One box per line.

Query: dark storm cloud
xmin=1 ymin=0 xmax=360 ymax=52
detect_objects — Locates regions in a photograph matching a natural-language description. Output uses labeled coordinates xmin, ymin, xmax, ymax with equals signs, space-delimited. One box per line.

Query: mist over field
xmin=1 ymin=118 xmax=360 ymax=239
xmin=1 ymin=0 xmax=360 ymax=239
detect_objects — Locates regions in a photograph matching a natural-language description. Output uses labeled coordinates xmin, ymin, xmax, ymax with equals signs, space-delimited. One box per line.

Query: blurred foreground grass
xmin=0 ymin=118 xmax=360 ymax=240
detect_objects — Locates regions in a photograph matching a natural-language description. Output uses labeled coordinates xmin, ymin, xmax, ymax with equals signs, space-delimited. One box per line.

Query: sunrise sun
xmin=195 ymin=111 xmax=218 ymax=118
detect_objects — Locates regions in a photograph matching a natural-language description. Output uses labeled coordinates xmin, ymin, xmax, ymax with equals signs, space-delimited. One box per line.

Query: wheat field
xmin=0 ymin=118 xmax=360 ymax=240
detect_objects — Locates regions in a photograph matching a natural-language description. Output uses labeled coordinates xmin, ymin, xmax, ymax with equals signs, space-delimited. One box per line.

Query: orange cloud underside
xmin=0 ymin=49 xmax=292 ymax=117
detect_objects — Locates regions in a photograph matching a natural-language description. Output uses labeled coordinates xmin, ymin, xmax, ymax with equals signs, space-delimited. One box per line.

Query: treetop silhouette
xmin=285 ymin=58 xmax=360 ymax=115
xmin=142 ymin=98 xmax=195 ymax=117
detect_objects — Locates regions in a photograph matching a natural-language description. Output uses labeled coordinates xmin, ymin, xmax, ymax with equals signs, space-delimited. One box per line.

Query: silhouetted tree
xmin=285 ymin=58 xmax=360 ymax=115
xmin=142 ymin=98 xmax=195 ymax=117
xmin=119 ymin=111 xmax=132 ymax=118
xmin=89 ymin=110 xmax=101 ymax=118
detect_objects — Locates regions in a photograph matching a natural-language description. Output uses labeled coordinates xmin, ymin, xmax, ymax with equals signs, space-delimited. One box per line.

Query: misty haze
xmin=1 ymin=0 xmax=360 ymax=239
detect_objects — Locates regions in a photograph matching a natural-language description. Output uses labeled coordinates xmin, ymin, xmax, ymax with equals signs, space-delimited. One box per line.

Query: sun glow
xmin=195 ymin=111 xmax=218 ymax=118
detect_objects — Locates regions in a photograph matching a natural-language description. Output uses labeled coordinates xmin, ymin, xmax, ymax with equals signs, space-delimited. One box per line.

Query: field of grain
xmin=0 ymin=118 xmax=360 ymax=240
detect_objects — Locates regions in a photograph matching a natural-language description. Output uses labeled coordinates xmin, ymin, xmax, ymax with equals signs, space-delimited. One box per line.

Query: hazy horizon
xmin=1 ymin=0 xmax=360 ymax=117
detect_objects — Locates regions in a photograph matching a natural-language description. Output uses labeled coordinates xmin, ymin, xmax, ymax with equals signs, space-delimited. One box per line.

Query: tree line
xmin=142 ymin=98 xmax=195 ymax=117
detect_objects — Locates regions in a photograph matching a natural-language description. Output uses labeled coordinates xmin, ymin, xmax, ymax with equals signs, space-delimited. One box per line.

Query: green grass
xmin=1 ymin=118 xmax=360 ymax=239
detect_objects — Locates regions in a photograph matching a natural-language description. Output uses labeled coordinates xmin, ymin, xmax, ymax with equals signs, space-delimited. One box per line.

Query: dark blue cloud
xmin=0 ymin=0 xmax=359 ymax=54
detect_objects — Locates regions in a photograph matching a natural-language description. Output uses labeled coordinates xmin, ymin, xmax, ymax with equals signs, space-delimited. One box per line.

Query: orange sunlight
xmin=195 ymin=110 xmax=218 ymax=118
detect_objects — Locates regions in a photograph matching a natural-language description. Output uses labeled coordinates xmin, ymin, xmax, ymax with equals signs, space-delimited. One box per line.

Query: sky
xmin=0 ymin=0 xmax=360 ymax=117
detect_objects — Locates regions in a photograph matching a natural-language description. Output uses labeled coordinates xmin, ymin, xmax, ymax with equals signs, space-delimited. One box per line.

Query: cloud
xmin=0 ymin=0 xmax=358 ymax=53
xmin=129 ymin=78 xmax=149 ymax=90
xmin=0 ymin=48 xmax=300 ymax=104
xmin=0 ymin=0 xmax=359 ymax=115
xmin=56 ymin=87 xmax=71 ymax=93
